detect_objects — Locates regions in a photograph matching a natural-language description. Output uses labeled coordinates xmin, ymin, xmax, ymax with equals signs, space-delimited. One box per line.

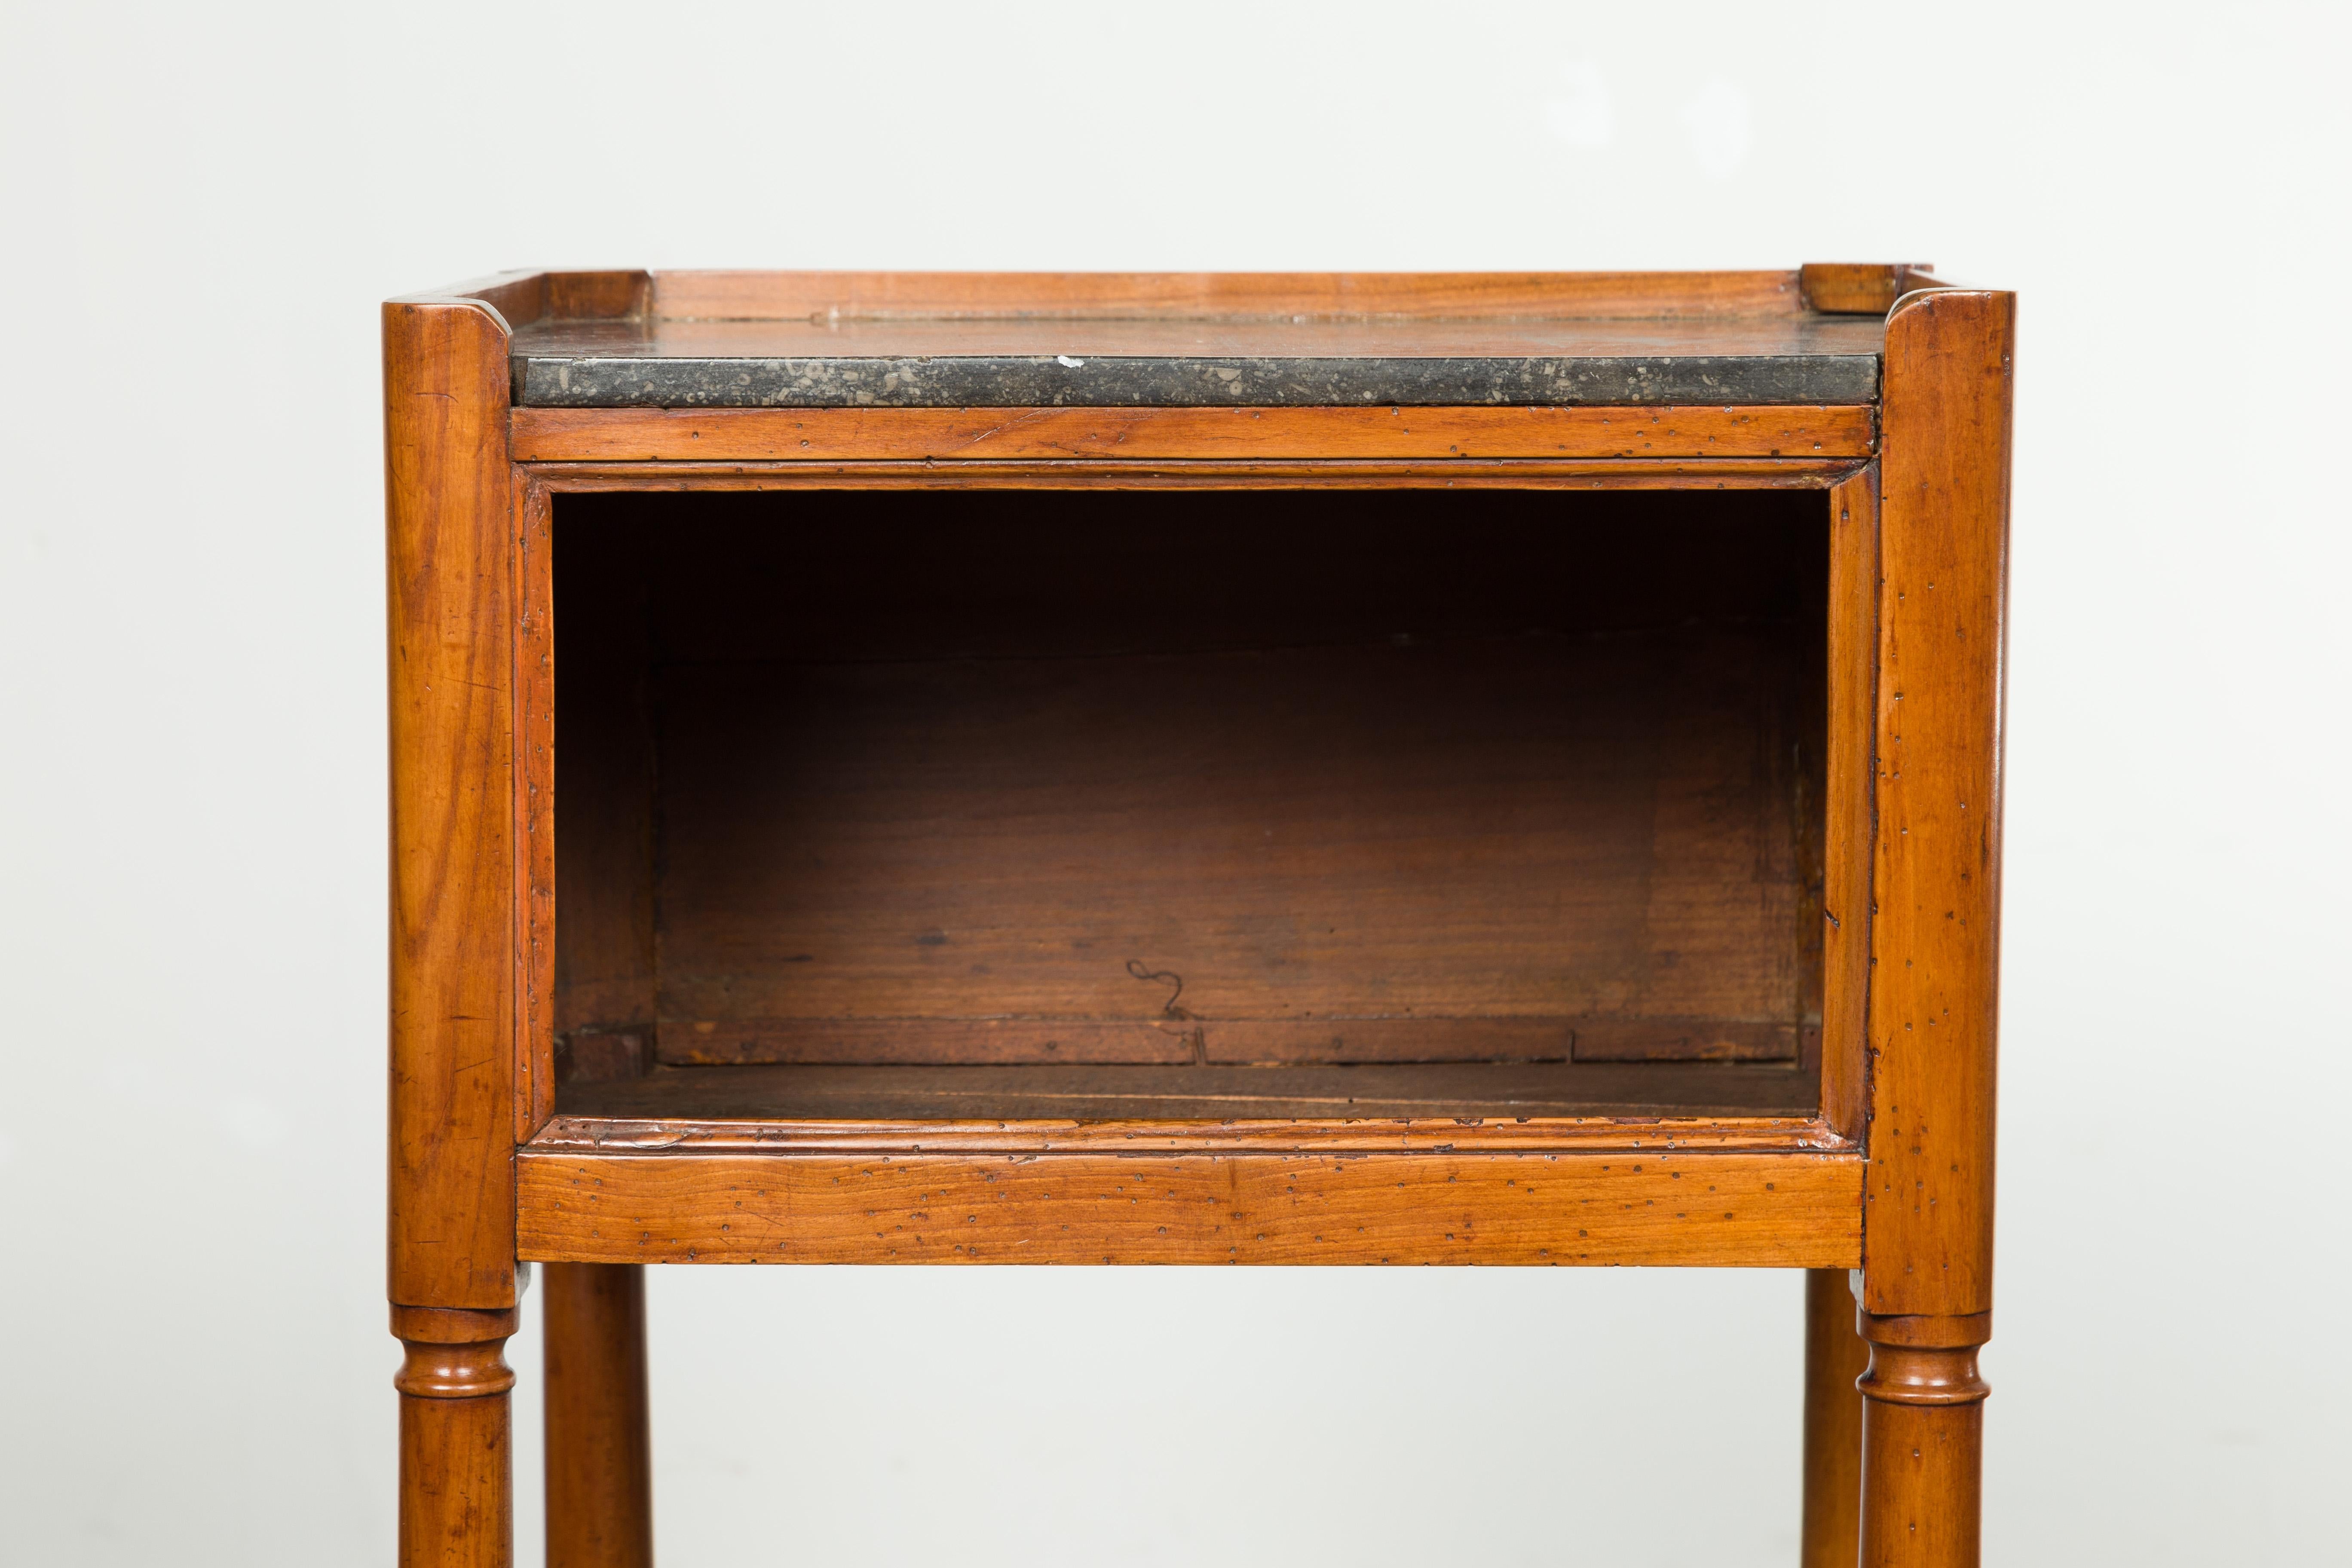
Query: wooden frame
xmin=386 ymin=266 xmax=2010 ymax=1567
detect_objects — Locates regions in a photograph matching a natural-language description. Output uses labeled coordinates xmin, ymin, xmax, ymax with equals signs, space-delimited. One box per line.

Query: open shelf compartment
xmin=547 ymin=486 xmax=1830 ymax=1127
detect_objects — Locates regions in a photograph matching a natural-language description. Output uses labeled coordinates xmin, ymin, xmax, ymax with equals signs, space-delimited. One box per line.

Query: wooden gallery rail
xmin=384 ymin=264 xmax=2012 ymax=1567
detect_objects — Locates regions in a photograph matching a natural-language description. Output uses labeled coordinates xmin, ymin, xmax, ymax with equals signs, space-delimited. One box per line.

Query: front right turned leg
xmin=1856 ymin=1310 xmax=1991 ymax=1568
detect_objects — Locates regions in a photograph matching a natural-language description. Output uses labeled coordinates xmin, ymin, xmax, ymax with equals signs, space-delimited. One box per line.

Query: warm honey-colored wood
xmin=1798 ymin=263 xmax=1945 ymax=316
xmin=393 ymin=1304 xmax=518 ymax=1568
xmin=1863 ymin=291 xmax=2014 ymax=1319
xmin=543 ymin=1265 xmax=653 ymax=1568
xmin=515 ymin=474 xmax=557 ymax=1141
xmin=386 ymin=265 xmax=2008 ymax=1563
xmin=385 ymin=297 xmax=518 ymax=1311
xmin=649 ymin=268 xmax=1812 ymax=322
xmin=1822 ymin=467 xmax=1881 ymax=1139
xmin=1857 ymin=1311 xmax=1992 ymax=1568
xmin=516 ymin=1145 xmax=1860 ymax=1267
xmin=1857 ymin=288 xmax=2013 ymax=1564
xmin=509 ymin=404 xmax=1875 ymax=464
xmin=526 ymin=457 xmax=1862 ymax=491
xmin=445 ymin=270 xmax=650 ymax=330
xmin=1801 ymin=1269 xmax=1868 ymax=1567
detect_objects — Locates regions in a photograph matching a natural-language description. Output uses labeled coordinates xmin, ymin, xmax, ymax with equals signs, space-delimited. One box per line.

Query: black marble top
xmin=510 ymin=315 xmax=1884 ymax=409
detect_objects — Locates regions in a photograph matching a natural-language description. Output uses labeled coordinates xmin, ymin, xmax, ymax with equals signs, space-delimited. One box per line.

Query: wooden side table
xmin=384 ymin=265 xmax=2011 ymax=1567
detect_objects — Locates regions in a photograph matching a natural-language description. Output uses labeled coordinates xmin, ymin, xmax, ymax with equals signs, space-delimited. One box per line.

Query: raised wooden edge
xmin=527 ymin=1114 xmax=1850 ymax=1155
xmin=648 ymin=270 xmax=1810 ymax=323
xmin=1799 ymin=263 xmax=1948 ymax=316
xmin=394 ymin=270 xmax=650 ymax=333
xmin=509 ymin=404 xmax=1876 ymax=464
xmin=518 ymin=457 xmax=1867 ymax=493
xmin=1862 ymin=289 xmax=2014 ymax=1318
xmin=1821 ymin=466 xmax=1881 ymax=1140
xmin=515 ymin=1145 xmax=1862 ymax=1266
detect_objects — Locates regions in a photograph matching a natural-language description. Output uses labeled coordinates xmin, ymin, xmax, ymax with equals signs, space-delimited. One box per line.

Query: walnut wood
xmin=509 ymin=403 xmax=1875 ymax=463
xmin=1863 ymin=291 xmax=2014 ymax=1319
xmin=543 ymin=1265 xmax=653 ymax=1568
xmin=514 ymin=1145 xmax=1859 ymax=1268
xmin=1857 ymin=1311 xmax=1992 ymax=1568
xmin=1800 ymin=1269 xmax=1868 ymax=1567
xmin=385 ymin=297 xmax=519 ymax=1311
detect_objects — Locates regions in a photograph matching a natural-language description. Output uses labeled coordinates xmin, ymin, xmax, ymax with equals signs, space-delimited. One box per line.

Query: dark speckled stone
xmin=514 ymin=352 xmax=1877 ymax=409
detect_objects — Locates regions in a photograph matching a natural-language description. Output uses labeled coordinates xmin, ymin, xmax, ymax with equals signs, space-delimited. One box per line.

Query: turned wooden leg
xmin=1800 ymin=1269 xmax=1868 ymax=1567
xmin=545 ymin=1263 xmax=654 ymax=1568
xmin=394 ymin=1305 xmax=518 ymax=1568
xmin=1856 ymin=1311 xmax=1991 ymax=1567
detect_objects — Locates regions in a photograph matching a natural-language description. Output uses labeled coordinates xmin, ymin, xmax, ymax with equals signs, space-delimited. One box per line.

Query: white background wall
xmin=3 ymin=3 xmax=2346 ymax=1563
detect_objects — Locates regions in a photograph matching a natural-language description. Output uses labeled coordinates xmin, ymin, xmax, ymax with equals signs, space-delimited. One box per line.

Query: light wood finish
xmin=517 ymin=1145 xmax=1860 ymax=1267
xmin=1801 ymin=1269 xmax=1868 ymax=1567
xmin=648 ymin=269 xmax=1813 ymax=322
xmin=385 ymin=297 xmax=518 ymax=1310
xmin=392 ymin=1305 xmax=518 ymax=1568
xmin=544 ymin=1265 xmax=653 ymax=1568
xmin=510 ymin=403 xmax=1874 ymax=464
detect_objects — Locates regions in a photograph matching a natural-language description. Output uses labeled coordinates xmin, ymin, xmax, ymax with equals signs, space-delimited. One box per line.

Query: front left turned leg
xmin=394 ymin=1305 xmax=519 ymax=1568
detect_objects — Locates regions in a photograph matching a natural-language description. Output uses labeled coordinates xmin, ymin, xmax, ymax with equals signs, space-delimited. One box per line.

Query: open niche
xmin=548 ymin=487 xmax=1829 ymax=1123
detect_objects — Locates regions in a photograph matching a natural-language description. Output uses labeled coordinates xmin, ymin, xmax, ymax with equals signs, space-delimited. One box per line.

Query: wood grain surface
xmin=526 ymin=457 xmax=1863 ymax=492
xmin=1801 ymin=1268 xmax=1868 ymax=1566
xmin=511 ymin=403 xmax=1875 ymax=463
xmin=385 ymin=298 xmax=518 ymax=1311
xmin=1854 ymin=287 xmax=2013 ymax=1567
xmin=646 ymin=269 xmax=1816 ymax=322
xmin=544 ymin=488 xmax=1827 ymax=1075
xmin=1822 ymin=467 xmax=1880 ymax=1139
xmin=542 ymin=1265 xmax=652 ymax=1568
xmin=542 ymin=1061 xmax=1825 ymax=1128
xmin=515 ymin=1145 xmax=1861 ymax=1267
xmin=1863 ymin=291 xmax=2014 ymax=1319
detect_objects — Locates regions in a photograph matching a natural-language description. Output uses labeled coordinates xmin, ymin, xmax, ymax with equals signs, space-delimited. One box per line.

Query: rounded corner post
xmin=386 ymin=294 xmax=521 ymax=1566
xmin=1858 ymin=286 xmax=2013 ymax=1565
